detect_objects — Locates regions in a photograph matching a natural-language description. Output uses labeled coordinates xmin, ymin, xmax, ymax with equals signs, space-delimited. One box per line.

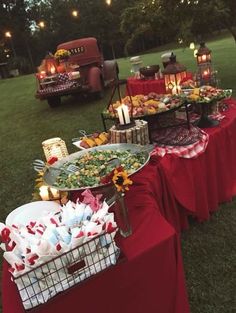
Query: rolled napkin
xmin=61 ymin=201 xmax=78 ymax=227
xmin=55 ymin=226 xmax=71 ymax=245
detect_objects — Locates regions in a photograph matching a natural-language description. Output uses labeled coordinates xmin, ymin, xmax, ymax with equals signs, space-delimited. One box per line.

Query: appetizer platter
xmin=104 ymin=92 xmax=184 ymax=119
xmin=186 ymin=86 xmax=232 ymax=103
xmin=43 ymin=143 xmax=151 ymax=191
xmin=73 ymin=131 xmax=110 ymax=150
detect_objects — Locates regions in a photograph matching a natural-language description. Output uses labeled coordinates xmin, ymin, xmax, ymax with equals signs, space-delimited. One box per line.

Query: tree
xmin=212 ymin=0 xmax=236 ymax=43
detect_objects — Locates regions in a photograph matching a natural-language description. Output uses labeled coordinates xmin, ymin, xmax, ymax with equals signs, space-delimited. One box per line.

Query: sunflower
xmin=112 ymin=168 xmax=133 ymax=192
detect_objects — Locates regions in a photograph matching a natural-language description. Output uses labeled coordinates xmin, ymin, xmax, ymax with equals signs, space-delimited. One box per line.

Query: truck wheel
xmin=47 ymin=96 xmax=61 ymax=108
xmin=95 ymin=87 xmax=104 ymax=99
xmin=94 ymin=78 xmax=104 ymax=99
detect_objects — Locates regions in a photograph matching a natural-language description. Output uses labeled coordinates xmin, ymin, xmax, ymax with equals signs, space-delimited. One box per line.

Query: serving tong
xmin=72 ymin=130 xmax=90 ymax=142
xmin=33 ymin=159 xmax=78 ymax=174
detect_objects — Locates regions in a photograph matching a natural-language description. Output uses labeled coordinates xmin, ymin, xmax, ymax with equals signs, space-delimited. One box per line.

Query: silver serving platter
xmin=43 ymin=143 xmax=152 ymax=191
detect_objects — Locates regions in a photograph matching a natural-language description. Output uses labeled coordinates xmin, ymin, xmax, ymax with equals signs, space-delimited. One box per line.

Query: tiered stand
xmin=101 ymin=79 xmax=191 ymax=143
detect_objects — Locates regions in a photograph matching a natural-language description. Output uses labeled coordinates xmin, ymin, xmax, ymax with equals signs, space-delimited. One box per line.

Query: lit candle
xmin=39 ymin=186 xmax=50 ymax=201
xmin=50 ymin=187 xmax=60 ymax=199
xmin=117 ymin=104 xmax=130 ymax=125
xmin=116 ymin=105 xmax=125 ymax=125
xmin=121 ymin=104 xmax=130 ymax=124
xmin=202 ymin=54 xmax=207 ymax=62
xmin=50 ymin=65 xmax=56 ymax=74
xmin=203 ymin=70 xmax=209 ymax=77
xmin=50 ymin=146 xmax=59 ymax=158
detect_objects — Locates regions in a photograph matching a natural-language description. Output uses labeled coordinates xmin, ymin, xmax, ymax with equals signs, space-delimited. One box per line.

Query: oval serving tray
xmin=43 ymin=143 xmax=152 ymax=191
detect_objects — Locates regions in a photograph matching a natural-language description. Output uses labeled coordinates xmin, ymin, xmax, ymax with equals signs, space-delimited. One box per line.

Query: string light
xmin=38 ymin=21 xmax=45 ymax=28
xmin=72 ymin=10 xmax=78 ymax=17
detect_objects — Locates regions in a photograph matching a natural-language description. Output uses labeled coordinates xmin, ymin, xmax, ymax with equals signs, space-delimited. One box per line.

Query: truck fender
xmin=103 ymin=60 xmax=119 ymax=84
xmin=87 ymin=66 xmax=103 ymax=92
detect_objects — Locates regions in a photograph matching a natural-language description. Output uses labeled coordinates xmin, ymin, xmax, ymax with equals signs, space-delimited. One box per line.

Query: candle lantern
xmin=196 ymin=42 xmax=216 ymax=86
xmin=196 ymin=42 xmax=211 ymax=64
xmin=44 ymin=54 xmax=58 ymax=76
xmin=42 ymin=137 xmax=69 ymax=162
xmin=162 ymin=53 xmax=187 ymax=94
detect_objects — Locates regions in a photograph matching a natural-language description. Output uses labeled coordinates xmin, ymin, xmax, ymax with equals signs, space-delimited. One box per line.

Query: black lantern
xmin=196 ymin=42 xmax=211 ymax=64
xmin=162 ymin=53 xmax=187 ymax=94
xmin=196 ymin=42 xmax=216 ymax=86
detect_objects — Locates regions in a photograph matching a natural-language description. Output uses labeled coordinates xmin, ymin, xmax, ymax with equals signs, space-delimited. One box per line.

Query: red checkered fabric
xmin=151 ymin=129 xmax=209 ymax=159
xmin=190 ymin=113 xmax=225 ymax=123
xmin=57 ymin=73 xmax=69 ymax=83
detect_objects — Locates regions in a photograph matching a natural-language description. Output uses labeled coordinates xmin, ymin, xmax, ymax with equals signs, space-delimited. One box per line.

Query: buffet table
xmin=2 ymin=98 xmax=236 ymax=313
xmin=2 ymin=183 xmax=190 ymax=313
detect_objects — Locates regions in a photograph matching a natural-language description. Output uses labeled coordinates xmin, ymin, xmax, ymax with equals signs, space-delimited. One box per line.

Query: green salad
xmin=53 ymin=149 xmax=147 ymax=189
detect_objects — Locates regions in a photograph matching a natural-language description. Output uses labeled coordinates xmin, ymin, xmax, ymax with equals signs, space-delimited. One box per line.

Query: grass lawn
xmin=0 ymin=33 xmax=235 ymax=312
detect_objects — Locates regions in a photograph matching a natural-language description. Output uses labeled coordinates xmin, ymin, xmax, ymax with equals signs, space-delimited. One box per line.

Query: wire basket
xmin=42 ymin=137 xmax=69 ymax=161
xmin=12 ymin=230 xmax=120 ymax=311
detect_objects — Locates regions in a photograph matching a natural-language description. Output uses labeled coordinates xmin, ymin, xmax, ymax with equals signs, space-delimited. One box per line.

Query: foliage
xmin=8 ymin=56 xmax=32 ymax=74
xmin=0 ymin=1 xmax=236 ymax=71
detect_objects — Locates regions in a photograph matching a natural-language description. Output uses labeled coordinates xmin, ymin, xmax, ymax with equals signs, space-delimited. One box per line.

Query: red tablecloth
xmin=1 ymin=175 xmax=190 ymax=313
xmin=127 ymin=77 xmax=167 ymax=95
xmin=131 ymin=99 xmax=236 ymax=232
xmin=127 ymin=73 xmax=192 ymax=96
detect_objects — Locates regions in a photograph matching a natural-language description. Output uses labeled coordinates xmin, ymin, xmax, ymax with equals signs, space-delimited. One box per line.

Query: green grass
xmin=0 ymin=34 xmax=236 ymax=312
xmin=182 ymin=200 xmax=236 ymax=313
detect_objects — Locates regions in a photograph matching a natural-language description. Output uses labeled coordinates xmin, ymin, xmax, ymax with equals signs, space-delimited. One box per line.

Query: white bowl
xmin=5 ymin=201 xmax=61 ymax=226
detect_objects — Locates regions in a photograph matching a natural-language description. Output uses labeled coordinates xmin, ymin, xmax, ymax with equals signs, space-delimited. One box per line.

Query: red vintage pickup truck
xmin=35 ymin=37 xmax=118 ymax=107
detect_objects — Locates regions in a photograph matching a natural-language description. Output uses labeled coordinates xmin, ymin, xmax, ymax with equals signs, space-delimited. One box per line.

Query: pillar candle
xmin=116 ymin=106 xmax=125 ymax=125
xmin=50 ymin=187 xmax=60 ymax=199
xmin=121 ymin=104 xmax=130 ymax=124
xmin=39 ymin=186 xmax=50 ymax=201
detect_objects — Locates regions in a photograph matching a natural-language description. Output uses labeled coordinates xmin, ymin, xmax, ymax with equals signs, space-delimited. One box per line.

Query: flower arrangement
xmin=54 ymin=49 xmax=71 ymax=60
xmin=32 ymin=156 xmax=68 ymax=203
xmin=112 ymin=168 xmax=133 ymax=192
xmin=101 ymin=166 xmax=133 ymax=237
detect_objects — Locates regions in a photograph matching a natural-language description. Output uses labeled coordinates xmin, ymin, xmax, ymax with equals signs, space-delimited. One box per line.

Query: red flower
xmin=100 ymin=166 xmax=124 ymax=185
xmin=47 ymin=156 xmax=58 ymax=165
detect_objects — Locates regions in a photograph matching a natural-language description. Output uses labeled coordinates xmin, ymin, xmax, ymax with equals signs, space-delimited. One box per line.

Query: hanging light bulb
xmin=189 ymin=42 xmax=195 ymax=50
xmin=72 ymin=10 xmax=78 ymax=17
xmin=194 ymin=49 xmax=198 ymax=57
